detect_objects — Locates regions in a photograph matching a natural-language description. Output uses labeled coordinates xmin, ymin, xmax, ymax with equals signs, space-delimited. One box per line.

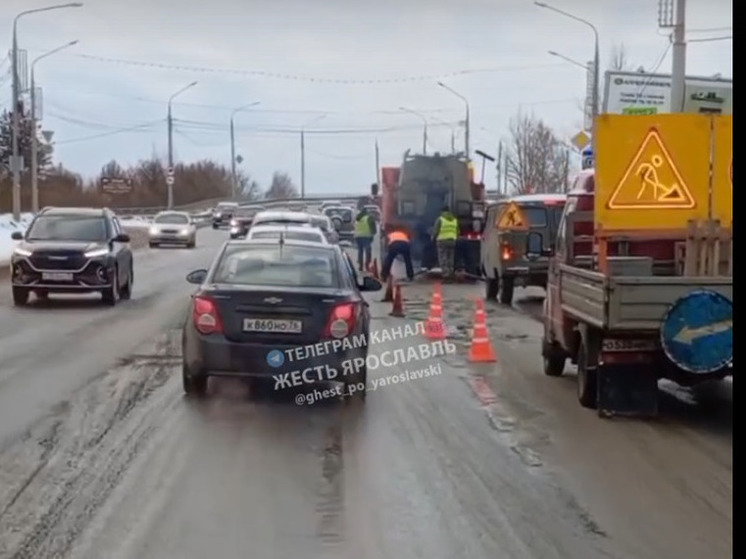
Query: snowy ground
xmin=0 ymin=213 xmax=153 ymax=263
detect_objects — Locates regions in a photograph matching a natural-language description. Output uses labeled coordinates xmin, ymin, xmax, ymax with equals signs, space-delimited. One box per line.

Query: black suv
xmin=9 ymin=207 xmax=134 ymax=306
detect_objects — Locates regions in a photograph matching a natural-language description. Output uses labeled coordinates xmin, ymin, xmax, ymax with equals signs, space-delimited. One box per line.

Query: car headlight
xmin=230 ymin=219 xmax=237 ymax=227
xmin=13 ymin=247 xmax=32 ymax=257
xmin=84 ymin=248 xmax=109 ymax=258
xmin=149 ymin=226 xmax=158 ymax=235
xmin=180 ymin=228 xmax=190 ymax=235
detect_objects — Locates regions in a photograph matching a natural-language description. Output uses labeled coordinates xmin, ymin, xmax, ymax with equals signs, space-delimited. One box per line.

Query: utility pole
xmin=399 ymin=107 xmax=428 ymax=154
xmin=451 ymin=131 xmax=455 ymax=153
xmin=230 ymin=117 xmax=236 ymax=198
xmin=166 ymin=81 xmax=197 ymax=209
xmin=496 ymin=141 xmax=503 ymax=194
xmin=375 ymin=139 xmax=380 ymax=186
xmin=300 ymin=129 xmax=305 ymax=198
xmin=670 ymin=0 xmax=687 ymax=112
xmin=31 ymin=40 xmax=78 ymax=213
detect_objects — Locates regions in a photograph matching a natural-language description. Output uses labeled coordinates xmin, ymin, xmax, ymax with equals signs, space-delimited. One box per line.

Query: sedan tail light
xmin=193 ymin=296 xmax=224 ymax=335
xmin=322 ymin=302 xmax=358 ymax=339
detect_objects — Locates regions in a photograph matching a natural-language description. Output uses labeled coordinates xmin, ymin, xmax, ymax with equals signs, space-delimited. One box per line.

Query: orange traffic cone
xmin=424 ymin=283 xmax=446 ymax=340
xmin=389 ymin=284 xmax=405 ymax=317
xmin=468 ymin=299 xmax=497 ymax=363
xmin=381 ymin=275 xmax=394 ymax=302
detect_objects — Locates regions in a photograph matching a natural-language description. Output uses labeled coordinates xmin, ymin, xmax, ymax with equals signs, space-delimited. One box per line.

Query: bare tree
xmin=100 ymin=160 xmax=126 ymax=178
xmin=265 ymin=171 xmax=298 ymax=199
xmin=237 ymin=170 xmax=262 ymax=200
xmin=504 ymin=112 xmax=569 ymax=195
xmin=609 ymin=42 xmax=632 ymax=71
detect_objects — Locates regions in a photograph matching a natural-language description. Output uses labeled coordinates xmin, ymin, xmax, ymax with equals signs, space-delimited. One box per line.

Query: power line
xmin=689 ymin=35 xmax=732 ymax=43
xmin=55 ymin=119 xmax=164 ymax=145
xmin=57 ymin=53 xmax=565 ymax=84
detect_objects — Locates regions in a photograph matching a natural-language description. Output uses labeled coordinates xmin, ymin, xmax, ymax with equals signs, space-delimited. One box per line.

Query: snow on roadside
xmin=0 ymin=213 xmax=34 ymax=264
xmin=118 ymin=215 xmax=153 ymax=229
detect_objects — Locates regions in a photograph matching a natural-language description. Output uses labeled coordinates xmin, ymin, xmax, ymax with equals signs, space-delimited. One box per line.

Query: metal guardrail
xmin=109 ymin=194 xmax=366 ymax=216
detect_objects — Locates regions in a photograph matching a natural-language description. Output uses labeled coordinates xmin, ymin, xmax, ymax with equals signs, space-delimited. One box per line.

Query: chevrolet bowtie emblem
xmin=264 ymin=297 xmax=282 ymax=304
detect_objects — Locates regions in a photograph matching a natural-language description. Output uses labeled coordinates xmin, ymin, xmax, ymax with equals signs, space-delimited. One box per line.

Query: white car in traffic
xmin=149 ymin=211 xmax=197 ymax=248
xmin=246 ymin=224 xmax=329 ymax=244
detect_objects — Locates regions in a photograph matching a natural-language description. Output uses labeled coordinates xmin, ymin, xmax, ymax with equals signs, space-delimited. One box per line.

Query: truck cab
xmin=481 ymin=193 xmax=566 ymax=304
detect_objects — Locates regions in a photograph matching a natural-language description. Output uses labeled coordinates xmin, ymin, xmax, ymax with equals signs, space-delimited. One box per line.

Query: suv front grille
xmin=29 ymin=251 xmax=88 ymax=271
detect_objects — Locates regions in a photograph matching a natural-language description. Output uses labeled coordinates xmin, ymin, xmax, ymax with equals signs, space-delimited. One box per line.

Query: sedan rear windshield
xmin=26 ymin=216 xmax=108 ymax=242
xmin=155 ymin=214 xmax=189 ymax=224
xmin=254 ymin=218 xmax=310 ymax=227
xmin=250 ymin=230 xmax=324 ymax=243
xmin=213 ymin=245 xmax=338 ymax=288
xmin=324 ymin=208 xmax=352 ymax=222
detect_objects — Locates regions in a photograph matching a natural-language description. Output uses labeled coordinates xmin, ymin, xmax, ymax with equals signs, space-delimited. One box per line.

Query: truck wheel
xmin=542 ymin=339 xmax=566 ymax=376
xmin=577 ymin=340 xmax=598 ymax=408
xmin=485 ymin=276 xmax=499 ymax=300
xmin=499 ymin=277 xmax=514 ymax=305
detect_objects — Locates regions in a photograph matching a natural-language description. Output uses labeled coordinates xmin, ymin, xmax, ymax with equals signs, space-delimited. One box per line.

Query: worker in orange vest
xmin=381 ymin=224 xmax=414 ymax=282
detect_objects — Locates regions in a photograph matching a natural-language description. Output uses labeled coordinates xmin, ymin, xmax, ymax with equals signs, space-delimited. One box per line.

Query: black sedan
xmin=181 ymin=237 xmax=382 ymax=399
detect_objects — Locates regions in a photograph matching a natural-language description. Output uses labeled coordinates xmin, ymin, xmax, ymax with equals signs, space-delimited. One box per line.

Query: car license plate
xmin=42 ymin=272 xmax=73 ymax=281
xmin=243 ymin=318 xmax=302 ymax=333
xmin=602 ymin=339 xmax=657 ymax=352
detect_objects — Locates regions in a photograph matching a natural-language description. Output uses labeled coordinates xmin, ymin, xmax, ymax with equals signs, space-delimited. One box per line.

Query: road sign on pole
xmin=571 ymin=131 xmax=591 ymax=151
xmin=166 ymin=175 xmax=175 ymax=186
xmin=167 ymin=167 xmax=174 ymax=177
xmin=100 ymin=177 xmax=134 ymax=194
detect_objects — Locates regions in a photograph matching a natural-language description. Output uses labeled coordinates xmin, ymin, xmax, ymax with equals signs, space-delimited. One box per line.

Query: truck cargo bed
xmin=559 ymin=265 xmax=733 ymax=332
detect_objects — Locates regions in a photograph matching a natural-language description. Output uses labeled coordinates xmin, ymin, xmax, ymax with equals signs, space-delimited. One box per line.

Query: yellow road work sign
xmin=607 ymin=129 xmax=695 ymax=209
xmin=596 ymin=114 xmax=710 ymax=230
xmin=496 ymin=202 xmax=529 ymax=230
xmin=712 ymin=115 xmax=732 ymax=224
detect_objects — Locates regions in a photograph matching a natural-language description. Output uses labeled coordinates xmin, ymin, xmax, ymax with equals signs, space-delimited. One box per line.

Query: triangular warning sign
xmin=607 ymin=129 xmax=695 ymax=210
xmin=496 ymin=202 xmax=529 ymax=230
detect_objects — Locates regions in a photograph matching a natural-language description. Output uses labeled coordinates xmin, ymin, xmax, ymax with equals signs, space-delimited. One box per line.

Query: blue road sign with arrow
xmin=581 ymin=147 xmax=593 ymax=169
xmin=660 ymin=290 xmax=733 ymax=374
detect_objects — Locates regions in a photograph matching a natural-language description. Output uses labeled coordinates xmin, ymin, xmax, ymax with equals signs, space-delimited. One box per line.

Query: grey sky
xmin=0 ymin=0 xmax=733 ymax=194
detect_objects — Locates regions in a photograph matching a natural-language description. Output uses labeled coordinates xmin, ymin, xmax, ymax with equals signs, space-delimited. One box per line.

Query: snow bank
xmin=118 ymin=215 xmax=153 ymax=229
xmin=0 ymin=213 xmax=34 ymax=263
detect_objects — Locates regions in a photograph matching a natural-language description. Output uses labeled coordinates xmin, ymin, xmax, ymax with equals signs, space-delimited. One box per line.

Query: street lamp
xmin=399 ymin=107 xmax=428 ymax=154
xmin=535 ymin=1 xmax=600 ymax=150
xmin=437 ymin=81 xmax=470 ymax=157
xmin=10 ymin=2 xmax=83 ymax=220
xmin=30 ymin=39 xmax=78 ymax=213
xmin=230 ymin=101 xmax=261 ymax=199
xmin=300 ymin=113 xmax=326 ymax=198
xmin=166 ymin=80 xmax=198 ymax=209
xmin=548 ymin=50 xmax=587 ymax=70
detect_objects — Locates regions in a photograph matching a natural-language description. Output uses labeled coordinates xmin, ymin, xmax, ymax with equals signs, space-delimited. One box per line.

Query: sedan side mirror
xmin=114 ymin=233 xmax=131 ymax=243
xmin=11 ymin=231 xmax=23 ymax=240
xmin=186 ymin=269 xmax=208 ymax=284
xmin=360 ymin=276 xmax=382 ymax=292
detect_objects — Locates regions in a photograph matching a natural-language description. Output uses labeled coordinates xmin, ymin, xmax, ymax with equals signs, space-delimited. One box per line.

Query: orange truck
xmin=376 ymin=151 xmax=485 ymax=275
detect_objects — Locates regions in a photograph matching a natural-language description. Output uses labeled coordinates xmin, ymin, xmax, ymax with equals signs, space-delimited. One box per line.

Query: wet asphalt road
xmin=0 ymin=228 xmax=732 ymax=559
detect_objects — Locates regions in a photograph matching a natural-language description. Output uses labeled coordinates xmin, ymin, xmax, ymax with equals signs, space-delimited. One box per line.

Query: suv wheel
xmin=12 ymin=287 xmax=29 ymax=306
xmin=102 ymin=268 xmax=118 ymax=306
xmin=119 ymin=265 xmax=133 ymax=300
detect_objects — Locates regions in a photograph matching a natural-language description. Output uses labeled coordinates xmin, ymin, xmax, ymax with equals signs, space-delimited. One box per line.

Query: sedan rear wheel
xmin=182 ymin=362 xmax=208 ymax=397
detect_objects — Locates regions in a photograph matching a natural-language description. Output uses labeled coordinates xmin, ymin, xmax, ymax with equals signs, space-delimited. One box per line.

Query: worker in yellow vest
xmin=381 ymin=224 xmax=414 ymax=282
xmin=354 ymin=207 xmax=377 ymax=272
xmin=432 ymin=205 xmax=459 ymax=280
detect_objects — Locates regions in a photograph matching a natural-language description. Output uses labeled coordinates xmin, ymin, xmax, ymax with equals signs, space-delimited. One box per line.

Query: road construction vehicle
xmin=377 ymin=151 xmax=485 ymax=276
xmin=542 ymin=169 xmax=732 ymax=418
xmin=481 ymin=193 xmax=566 ymax=304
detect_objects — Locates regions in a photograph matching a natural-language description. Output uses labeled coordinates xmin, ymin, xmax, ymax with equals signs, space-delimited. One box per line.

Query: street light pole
xmin=30 ymin=40 xmax=78 ymax=213
xmin=230 ymin=101 xmax=261 ymax=199
xmin=437 ymin=81 xmax=470 ymax=157
xmin=300 ymin=114 xmax=326 ymax=198
xmin=10 ymin=2 xmax=83 ymax=220
xmin=535 ymin=2 xmax=600 ymax=148
xmin=399 ymin=107 xmax=428 ymax=154
xmin=670 ymin=0 xmax=687 ymax=112
xmin=166 ymin=81 xmax=198 ymax=209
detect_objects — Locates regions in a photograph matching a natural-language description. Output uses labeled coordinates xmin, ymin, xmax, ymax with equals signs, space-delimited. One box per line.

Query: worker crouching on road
xmin=432 ymin=205 xmax=458 ymax=281
xmin=381 ymin=224 xmax=415 ymax=282
xmin=354 ymin=206 xmax=377 ymax=272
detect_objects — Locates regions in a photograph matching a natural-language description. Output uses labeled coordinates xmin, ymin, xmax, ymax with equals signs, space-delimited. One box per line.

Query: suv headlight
xmin=149 ymin=226 xmax=158 ymax=235
xmin=84 ymin=248 xmax=109 ymax=258
xmin=13 ymin=247 xmax=32 ymax=257
xmin=180 ymin=228 xmax=190 ymax=235
xmin=230 ymin=219 xmax=238 ymax=227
